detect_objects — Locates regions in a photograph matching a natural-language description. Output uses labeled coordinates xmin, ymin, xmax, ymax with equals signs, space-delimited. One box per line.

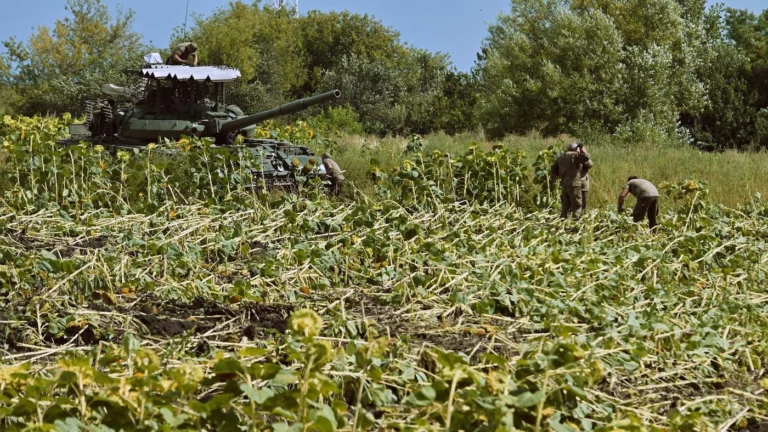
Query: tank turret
xmin=58 ymin=59 xmax=341 ymax=189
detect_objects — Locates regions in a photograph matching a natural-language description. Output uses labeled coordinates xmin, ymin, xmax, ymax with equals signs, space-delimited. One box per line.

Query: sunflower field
xmin=0 ymin=115 xmax=766 ymax=431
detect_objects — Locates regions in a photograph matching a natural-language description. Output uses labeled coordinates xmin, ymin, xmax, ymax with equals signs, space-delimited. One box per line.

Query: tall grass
xmin=316 ymin=132 xmax=768 ymax=208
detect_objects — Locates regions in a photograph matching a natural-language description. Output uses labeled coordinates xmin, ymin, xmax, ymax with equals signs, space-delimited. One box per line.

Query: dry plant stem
xmin=445 ymin=369 xmax=461 ymax=431
xmin=352 ymin=373 xmax=365 ymax=432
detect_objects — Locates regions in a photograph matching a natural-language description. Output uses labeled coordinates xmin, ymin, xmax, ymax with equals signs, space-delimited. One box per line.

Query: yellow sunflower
xmin=177 ymin=138 xmax=191 ymax=151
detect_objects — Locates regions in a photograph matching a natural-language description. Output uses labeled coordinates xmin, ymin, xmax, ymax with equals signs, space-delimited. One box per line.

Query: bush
xmin=307 ymin=105 xmax=365 ymax=136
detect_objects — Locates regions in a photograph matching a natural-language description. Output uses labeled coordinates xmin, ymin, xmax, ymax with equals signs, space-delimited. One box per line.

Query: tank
xmin=57 ymin=59 xmax=341 ymax=189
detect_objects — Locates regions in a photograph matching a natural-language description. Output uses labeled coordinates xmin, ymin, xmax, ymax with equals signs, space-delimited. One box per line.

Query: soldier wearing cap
xmin=618 ymin=176 xmax=660 ymax=230
xmin=167 ymin=42 xmax=198 ymax=66
xmin=551 ymin=142 xmax=592 ymax=220
xmin=322 ymin=153 xmax=345 ymax=196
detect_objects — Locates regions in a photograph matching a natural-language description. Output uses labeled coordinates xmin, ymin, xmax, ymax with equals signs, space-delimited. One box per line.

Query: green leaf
xmin=354 ymin=410 xmax=376 ymax=430
xmin=12 ymin=398 xmax=37 ymax=416
xmin=122 ymin=333 xmax=141 ymax=357
xmin=480 ymin=353 xmax=508 ymax=367
xmin=250 ymin=362 xmax=282 ymax=380
xmin=188 ymin=400 xmax=209 ymax=416
xmin=160 ymin=407 xmax=188 ymax=427
xmin=205 ymin=393 xmax=237 ymax=411
xmin=57 ymin=371 xmax=78 ymax=385
xmin=213 ymin=357 xmax=244 ymax=376
xmin=240 ymin=383 xmax=274 ymax=404
xmin=563 ymin=384 xmax=587 ymax=400
xmin=549 ymin=412 xmax=578 ymax=432
xmin=551 ymin=323 xmax=582 ymax=337
xmin=272 ymin=369 xmax=299 ymax=386
xmin=54 ymin=418 xmax=86 ymax=432
xmin=311 ymin=404 xmax=338 ymax=432
xmin=405 ymin=385 xmax=437 ymax=407
xmin=623 ymin=361 xmax=640 ymax=373
xmin=435 ymin=350 xmax=468 ymax=368
xmin=272 ymin=422 xmax=303 ymax=432
xmin=514 ymin=390 xmax=544 ymax=408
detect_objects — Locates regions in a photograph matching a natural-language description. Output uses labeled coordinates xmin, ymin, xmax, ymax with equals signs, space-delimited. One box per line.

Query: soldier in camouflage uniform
xmin=579 ymin=143 xmax=593 ymax=211
xmin=618 ymin=176 xmax=660 ymax=230
xmin=322 ymin=153 xmax=345 ymax=196
xmin=551 ymin=142 xmax=592 ymax=220
xmin=167 ymin=42 xmax=198 ymax=66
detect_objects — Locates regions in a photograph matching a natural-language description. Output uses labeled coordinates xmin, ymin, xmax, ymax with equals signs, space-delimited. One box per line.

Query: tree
xmin=724 ymin=8 xmax=768 ymax=111
xmin=184 ymin=1 xmax=473 ymax=135
xmin=477 ymin=0 xmax=724 ymax=142
xmin=321 ymin=54 xmax=407 ymax=135
xmin=296 ymin=10 xmax=405 ymax=96
xmin=478 ymin=0 xmax=625 ymax=138
xmin=1 ymin=0 xmax=145 ymax=116
xmin=433 ymin=70 xmax=480 ymax=135
xmin=683 ymin=43 xmax=757 ymax=149
xmin=175 ymin=2 xmax=306 ymax=113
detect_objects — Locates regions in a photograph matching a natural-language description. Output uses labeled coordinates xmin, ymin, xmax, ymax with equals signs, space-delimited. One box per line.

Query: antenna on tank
xmin=183 ymin=0 xmax=190 ymax=38
xmin=274 ymin=0 xmax=299 ymax=16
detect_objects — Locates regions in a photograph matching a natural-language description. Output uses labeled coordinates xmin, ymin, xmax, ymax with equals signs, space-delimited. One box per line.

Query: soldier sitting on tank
xmin=166 ymin=42 xmax=198 ymax=66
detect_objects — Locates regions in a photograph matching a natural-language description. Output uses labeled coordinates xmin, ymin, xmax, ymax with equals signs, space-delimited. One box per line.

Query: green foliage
xmin=682 ymin=41 xmax=757 ymax=150
xmin=321 ymin=49 xmax=457 ymax=136
xmin=296 ymin=10 xmax=406 ymax=95
xmin=376 ymin=143 xmax=534 ymax=209
xmin=0 ymin=85 xmax=19 ymax=116
xmin=307 ymin=105 xmax=365 ymax=136
xmin=0 ymin=118 xmax=767 ymax=430
xmin=1 ymin=0 xmax=146 ymax=116
xmin=320 ymin=54 xmax=405 ymax=135
xmin=478 ymin=0 xmax=768 ymax=149
xmin=479 ymin=1 xmax=625 ymax=138
xmin=725 ymin=8 xmax=768 ymax=110
xmin=0 ymin=311 xmax=347 ymax=430
xmin=4 ymin=0 xmax=768 ymax=149
xmin=532 ymin=146 xmax=560 ymax=208
xmin=404 ymin=135 xmax=424 ymax=154
xmin=432 ymin=70 xmax=481 ymax=135
xmin=0 ymin=1 xmax=479 ymax=137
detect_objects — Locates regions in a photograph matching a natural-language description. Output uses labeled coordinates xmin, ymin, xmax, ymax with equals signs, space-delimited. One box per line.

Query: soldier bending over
xmin=322 ymin=153 xmax=345 ymax=196
xmin=618 ymin=176 xmax=660 ymax=230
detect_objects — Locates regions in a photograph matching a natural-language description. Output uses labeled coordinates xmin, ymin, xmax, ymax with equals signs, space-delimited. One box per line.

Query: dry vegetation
xmin=0 ymin=116 xmax=766 ymax=431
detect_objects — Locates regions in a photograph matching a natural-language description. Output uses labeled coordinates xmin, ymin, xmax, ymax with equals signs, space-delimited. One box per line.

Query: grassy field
xmin=0 ymin=116 xmax=767 ymax=430
xmin=324 ymin=132 xmax=768 ymax=209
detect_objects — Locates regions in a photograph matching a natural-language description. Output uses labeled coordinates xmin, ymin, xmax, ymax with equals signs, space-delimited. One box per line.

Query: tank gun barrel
xmin=219 ymin=89 xmax=341 ymax=136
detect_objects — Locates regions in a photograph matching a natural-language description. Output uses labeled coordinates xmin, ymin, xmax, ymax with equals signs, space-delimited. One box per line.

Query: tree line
xmin=1 ymin=0 xmax=767 ymax=149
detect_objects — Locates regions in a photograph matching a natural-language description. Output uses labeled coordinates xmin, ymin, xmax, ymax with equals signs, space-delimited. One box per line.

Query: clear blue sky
xmin=0 ymin=0 xmax=763 ymax=72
